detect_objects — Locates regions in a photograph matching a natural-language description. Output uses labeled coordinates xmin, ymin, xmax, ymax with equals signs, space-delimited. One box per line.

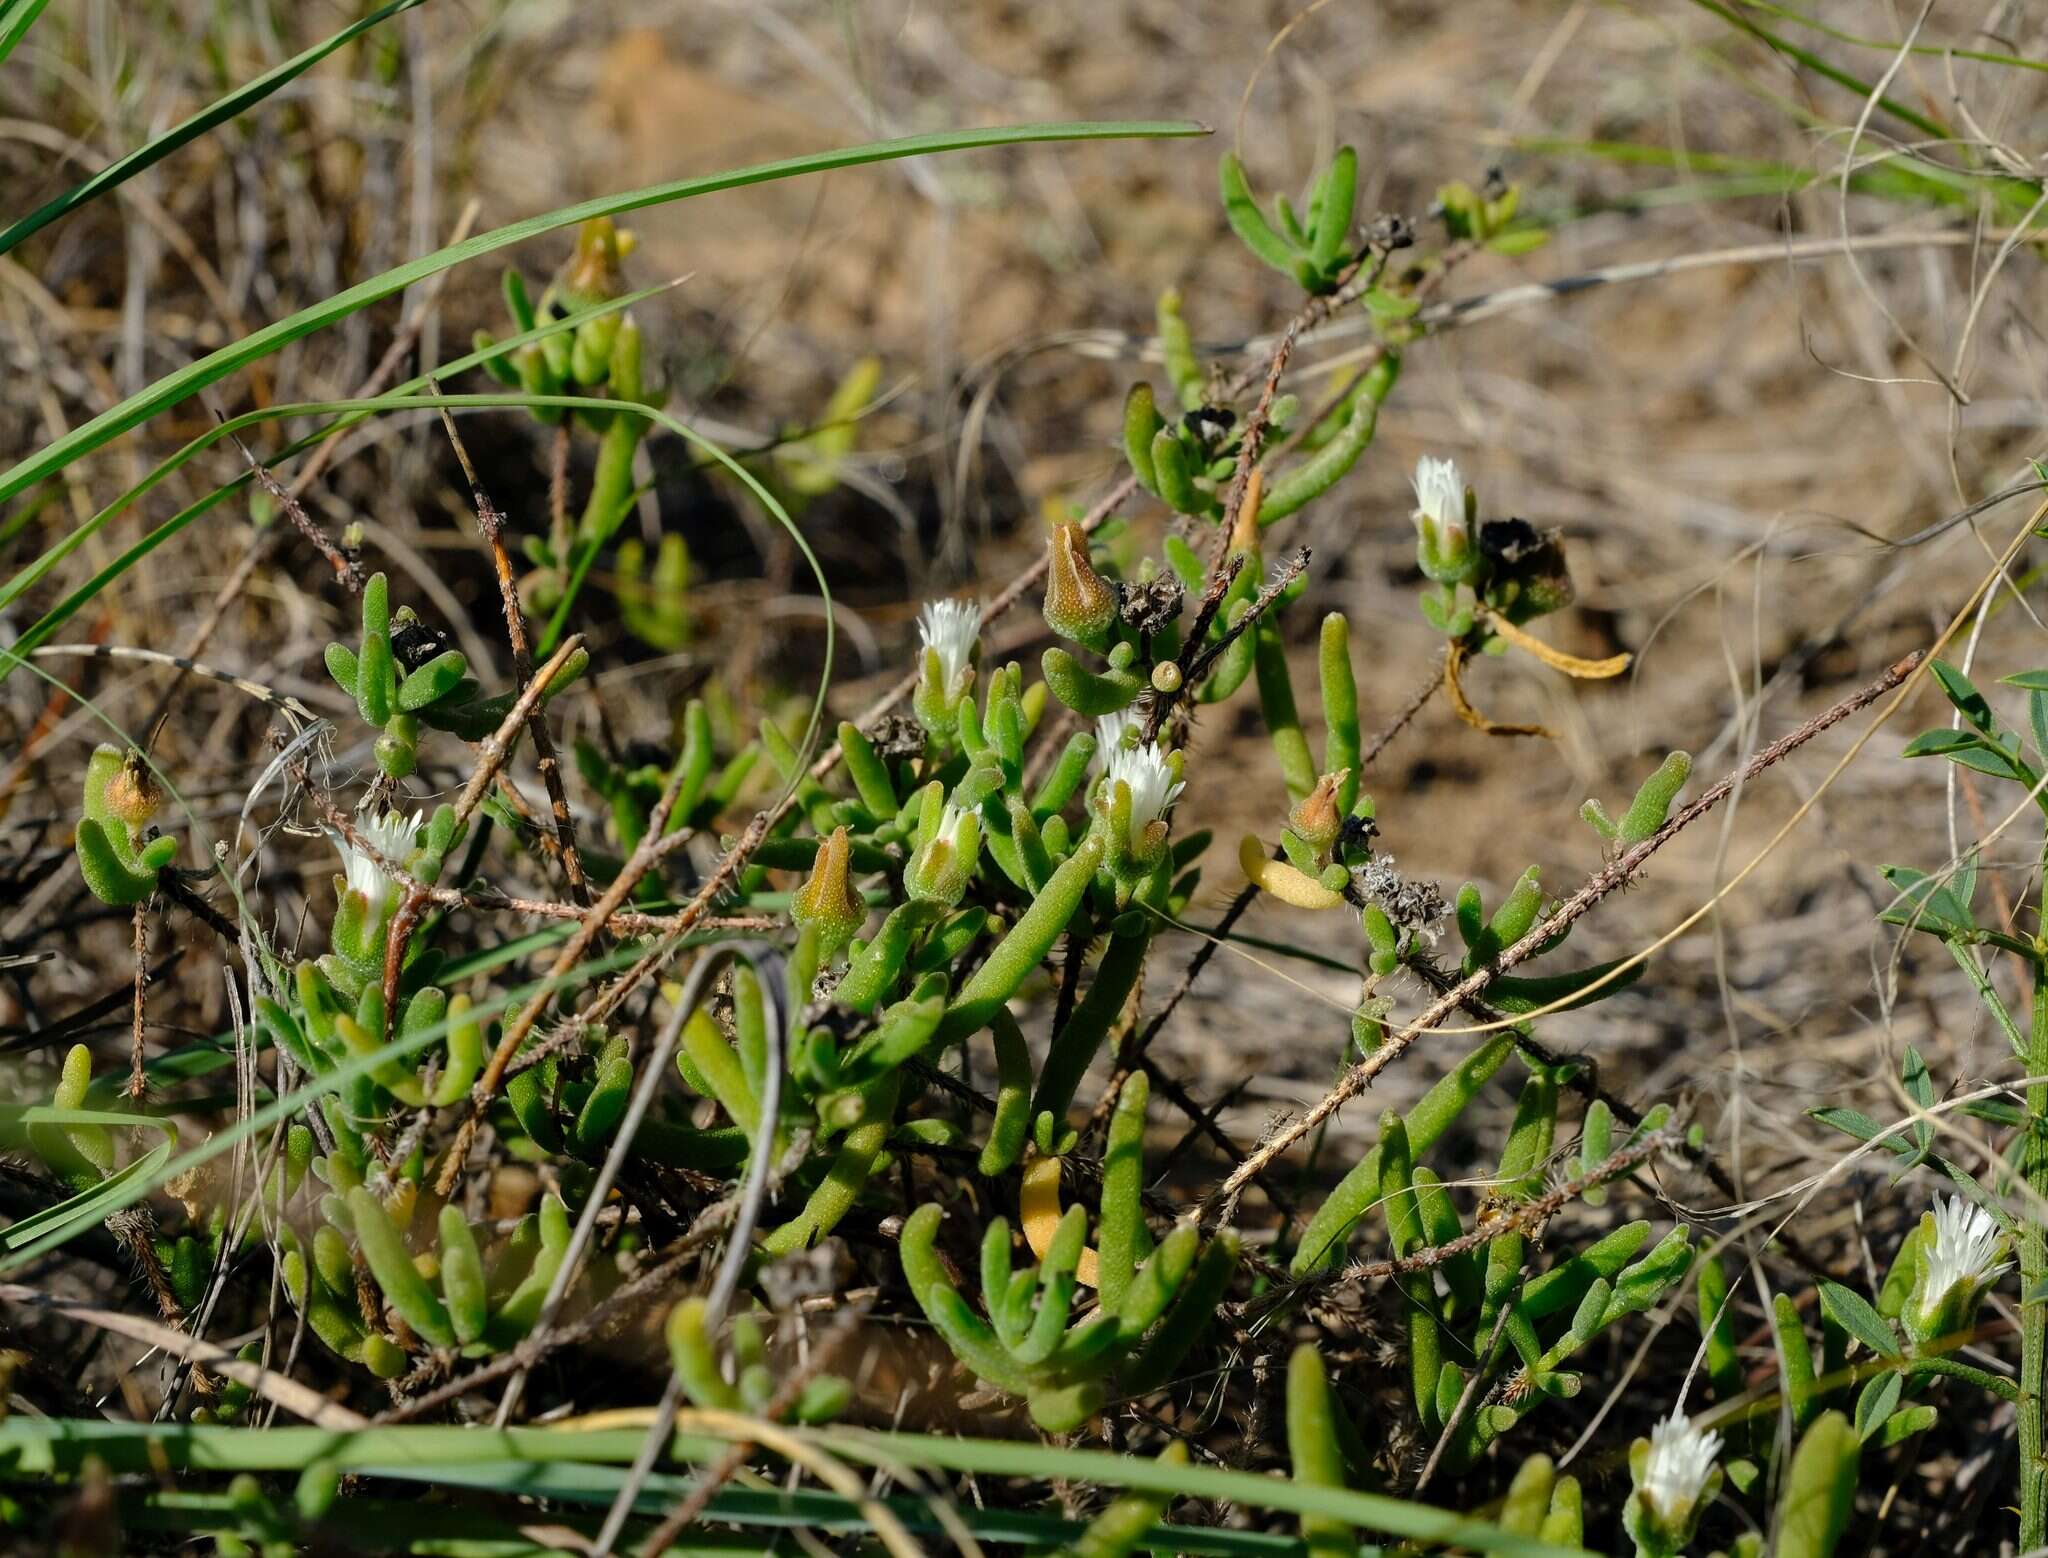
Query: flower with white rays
xmin=917 ymin=599 xmax=980 ymax=691
xmin=1410 ymin=455 xmax=1467 ymax=540
xmin=1625 ymin=1405 xmax=1724 ymax=1554
xmin=340 ymin=806 xmax=421 ymax=908
xmin=1638 ymin=1409 xmax=1721 ymax=1524
xmin=1907 ymin=1193 xmax=2009 ymax=1343
xmin=1104 ymin=738 xmax=1183 ymax=833
xmin=912 ymin=598 xmax=981 ymax=733
xmin=1094 ymin=713 xmax=1135 ymax=767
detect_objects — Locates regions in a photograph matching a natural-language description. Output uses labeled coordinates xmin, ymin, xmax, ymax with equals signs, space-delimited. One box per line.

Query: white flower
xmin=936 ymin=802 xmax=974 ymax=848
xmin=1410 ymin=455 xmax=1467 ymax=538
xmin=340 ymin=806 xmax=420 ymax=905
xmin=1638 ymin=1408 xmax=1722 ymax=1525
xmin=1922 ymin=1194 xmax=2008 ymax=1305
xmin=917 ymin=599 xmax=980 ymax=689
xmin=1094 ymin=713 xmax=1135 ymax=768
xmin=1104 ymin=739 xmax=1183 ymax=830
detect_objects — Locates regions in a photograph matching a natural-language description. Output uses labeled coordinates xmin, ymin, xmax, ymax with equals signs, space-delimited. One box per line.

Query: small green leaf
xmin=1818 ymin=1281 xmax=1899 ymax=1359
xmin=396 ymin=649 xmax=468 ymax=711
xmin=1853 ymin=1371 xmax=1902 ymax=1441
xmin=1928 ymin=659 xmax=1996 ymax=734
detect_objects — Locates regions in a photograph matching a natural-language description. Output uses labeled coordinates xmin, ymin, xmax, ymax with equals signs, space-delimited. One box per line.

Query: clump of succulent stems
xmin=15 ymin=98 xmax=2034 ymax=1558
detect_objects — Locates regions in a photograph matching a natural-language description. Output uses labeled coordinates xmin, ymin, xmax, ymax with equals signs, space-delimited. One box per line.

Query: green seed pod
xmin=938 ymin=838 xmax=1103 ymax=1043
xmin=1254 ymin=623 xmax=1317 ymax=802
xmin=1062 ymin=1440 xmax=1187 ymax=1558
xmin=347 ymin=1187 xmax=456 ymax=1348
xmin=397 ymin=648 xmax=469 ymax=712
xmin=666 ymin=1297 xmax=738 ymax=1411
xmin=436 ymin=1205 xmax=489 ymax=1346
xmin=1219 ymin=152 xmax=1301 ymax=279
xmin=1042 ymin=646 xmax=1144 ymax=718
xmin=1032 ymin=924 xmax=1149 ymax=1124
xmin=1149 ymin=426 xmax=1210 ymax=517
xmin=1619 ymin=752 xmax=1692 ymax=845
xmin=1318 ymin=614 xmax=1361 ymax=813
xmin=1287 ymin=1346 xmax=1356 ymax=1558
xmin=1096 ymin=1071 xmax=1148 ymax=1313
xmin=1156 ymin=288 xmax=1204 ymax=414
xmin=792 ymin=826 xmax=867 ymax=961
xmin=1256 ymin=354 xmax=1399 ymax=526
xmin=1122 ymin=1229 xmax=1238 ymax=1393
xmin=978 ymin=1008 xmax=1034 ymax=1177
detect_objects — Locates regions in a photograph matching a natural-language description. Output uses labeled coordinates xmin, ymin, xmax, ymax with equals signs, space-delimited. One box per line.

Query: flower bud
xmin=558 ymin=217 xmax=632 ymax=308
xmin=1042 ymin=523 xmax=1118 ymax=652
xmin=792 ymin=827 xmax=865 ymax=961
xmin=1287 ymin=770 xmax=1349 ymax=859
xmin=905 ymin=786 xmax=981 ymax=907
xmin=103 ymin=751 xmax=162 ymax=834
xmin=1411 ymin=454 xmax=1479 ymax=585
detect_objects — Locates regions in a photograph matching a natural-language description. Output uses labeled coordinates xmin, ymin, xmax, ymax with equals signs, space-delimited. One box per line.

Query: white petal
xmin=1640 ymin=1407 xmax=1721 ymax=1521
xmin=917 ymin=599 xmax=981 ymax=688
xmin=1410 ymin=455 xmax=1466 ymax=530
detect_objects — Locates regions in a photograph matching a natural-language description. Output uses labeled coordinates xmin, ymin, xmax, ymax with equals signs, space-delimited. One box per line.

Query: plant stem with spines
xmin=2023 ymin=849 xmax=2048 ymax=1550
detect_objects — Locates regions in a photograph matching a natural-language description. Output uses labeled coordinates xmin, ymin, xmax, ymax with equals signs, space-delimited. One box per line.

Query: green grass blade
xmin=0 ymin=283 xmax=671 ymax=629
xmin=5 ymin=389 xmax=835 ymax=805
xmin=0 ymin=0 xmax=429 ymax=256
xmin=0 ymin=120 xmax=1202 ymax=510
xmin=0 ymin=0 xmax=53 ymax=71
xmin=1686 ymin=0 xmax=1952 ymax=141
xmin=1722 ymin=0 xmax=2048 ymax=75
xmin=3 ymin=1418 xmax=1588 ymax=1555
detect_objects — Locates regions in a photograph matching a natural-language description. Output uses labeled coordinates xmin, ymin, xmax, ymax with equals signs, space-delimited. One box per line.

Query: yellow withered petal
xmin=1020 ymin=1153 xmax=1101 ymax=1288
xmin=1239 ymin=833 xmax=1346 ymax=909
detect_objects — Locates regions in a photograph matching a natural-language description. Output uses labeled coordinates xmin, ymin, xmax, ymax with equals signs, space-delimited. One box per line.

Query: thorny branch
xmin=1200 ymin=649 xmax=1925 ymax=1225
